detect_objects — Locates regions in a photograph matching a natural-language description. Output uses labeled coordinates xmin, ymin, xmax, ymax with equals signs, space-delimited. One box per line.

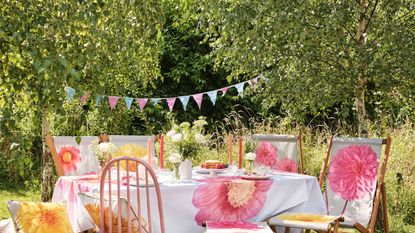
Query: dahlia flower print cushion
xmin=325 ymin=137 xmax=383 ymax=226
xmin=7 ymin=201 xmax=73 ymax=233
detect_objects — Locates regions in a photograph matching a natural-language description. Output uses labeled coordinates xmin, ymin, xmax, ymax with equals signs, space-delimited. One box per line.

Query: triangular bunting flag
xmin=207 ymin=90 xmax=218 ymax=106
xmin=137 ymin=98 xmax=148 ymax=111
xmin=192 ymin=93 xmax=203 ymax=110
xmin=95 ymin=95 xmax=102 ymax=107
xmin=151 ymin=98 xmax=161 ymax=105
xmin=80 ymin=92 xmax=90 ymax=105
xmin=220 ymin=87 xmax=228 ymax=97
xmin=179 ymin=96 xmax=190 ymax=111
xmin=124 ymin=97 xmax=134 ymax=110
xmin=248 ymin=77 xmax=259 ymax=86
xmin=108 ymin=96 xmax=120 ymax=110
xmin=65 ymin=87 xmax=75 ymax=102
xmin=248 ymin=77 xmax=259 ymax=90
xmin=235 ymin=82 xmax=246 ymax=97
xmin=166 ymin=97 xmax=176 ymax=112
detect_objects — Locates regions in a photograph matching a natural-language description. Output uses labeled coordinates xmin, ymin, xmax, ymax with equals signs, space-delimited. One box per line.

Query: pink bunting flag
xmin=108 ymin=96 xmax=120 ymax=110
xmin=137 ymin=98 xmax=148 ymax=111
xmin=220 ymin=87 xmax=228 ymax=96
xmin=80 ymin=92 xmax=90 ymax=105
xmin=166 ymin=97 xmax=176 ymax=112
xmin=192 ymin=93 xmax=203 ymax=110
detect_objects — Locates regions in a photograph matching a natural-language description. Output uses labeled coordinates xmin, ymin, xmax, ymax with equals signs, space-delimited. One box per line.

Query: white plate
xmin=194 ymin=166 xmax=228 ymax=174
xmin=240 ymin=175 xmax=271 ymax=180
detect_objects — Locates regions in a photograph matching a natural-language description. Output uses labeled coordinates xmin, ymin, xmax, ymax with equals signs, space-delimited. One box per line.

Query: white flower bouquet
xmin=91 ymin=141 xmax=117 ymax=164
xmin=165 ymin=116 xmax=209 ymax=162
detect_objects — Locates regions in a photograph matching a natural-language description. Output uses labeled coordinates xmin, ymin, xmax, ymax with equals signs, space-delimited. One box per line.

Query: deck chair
xmin=46 ymin=134 xmax=100 ymax=177
xmin=99 ymin=157 xmax=165 ymax=233
xmin=269 ymin=136 xmax=391 ymax=233
xmin=252 ymin=134 xmax=304 ymax=174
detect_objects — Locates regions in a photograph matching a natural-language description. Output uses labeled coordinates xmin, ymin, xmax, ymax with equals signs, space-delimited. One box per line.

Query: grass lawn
xmin=0 ymin=183 xmax=40 ymax=219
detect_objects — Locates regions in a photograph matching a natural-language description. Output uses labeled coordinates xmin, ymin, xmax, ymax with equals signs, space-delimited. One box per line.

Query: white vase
xmin=179 ymin=159 xmax=192 ymax=180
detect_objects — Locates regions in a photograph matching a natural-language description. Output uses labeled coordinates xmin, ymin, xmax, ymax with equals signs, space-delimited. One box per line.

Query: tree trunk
xmin=41 ymin=111 xmax=54 ymax=202
xmin=356 ymin=64 xmax=368 ymax=136
xmin=355 ymin=0 xmax=370 ymax=136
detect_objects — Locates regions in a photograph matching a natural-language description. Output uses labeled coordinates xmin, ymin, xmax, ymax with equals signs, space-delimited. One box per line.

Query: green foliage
xmin=0 ymin=1 xmax=414 ymax=229
xmin=0 ymin=0 xmax=165 ymax=182
xmin=195 ymin=0 xmax=415 ymax=128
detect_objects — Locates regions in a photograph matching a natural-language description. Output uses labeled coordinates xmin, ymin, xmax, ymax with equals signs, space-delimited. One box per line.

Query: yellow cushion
xmin=8 ymin=201 xmax=73 ymax=233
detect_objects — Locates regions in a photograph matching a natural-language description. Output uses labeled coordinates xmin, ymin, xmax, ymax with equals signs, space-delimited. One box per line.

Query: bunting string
xmin=64 ymin=75 xmax=266 ymax=111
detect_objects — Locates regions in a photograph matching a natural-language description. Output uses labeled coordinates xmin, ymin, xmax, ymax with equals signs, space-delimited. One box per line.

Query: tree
xmin=1 ymin=0 xmax=164 ymax=200
xmin=196 ymin=0 xmax=415 ymax=135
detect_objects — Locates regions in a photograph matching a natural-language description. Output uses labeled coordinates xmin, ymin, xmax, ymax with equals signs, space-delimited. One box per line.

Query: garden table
xmin=52 ymin=170 xmax=326 ymax=233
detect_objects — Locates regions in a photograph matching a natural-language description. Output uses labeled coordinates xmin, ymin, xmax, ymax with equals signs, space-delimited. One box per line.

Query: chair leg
xmin=270 ymin=225 xmax=277 ymax=233
xmin=332 ymin=219 xmax=339 ymax=233
xmin=284 ymin=227 xmax=290 ymax=233
xmin=381 ymin=183 xmax=389 ymax=233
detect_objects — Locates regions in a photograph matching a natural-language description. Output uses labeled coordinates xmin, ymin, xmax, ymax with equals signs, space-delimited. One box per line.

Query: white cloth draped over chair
xmin=46 ymin=135 xmax=100 ymax=176
xmin=252 ymin=134 xmax=303 ymax=173
xmin=109 ymin=135 xmax=157 ymax=157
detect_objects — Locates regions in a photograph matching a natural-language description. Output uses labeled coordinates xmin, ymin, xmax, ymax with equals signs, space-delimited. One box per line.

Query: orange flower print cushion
xmin=8 ymin=201 xmax=73 ymax=233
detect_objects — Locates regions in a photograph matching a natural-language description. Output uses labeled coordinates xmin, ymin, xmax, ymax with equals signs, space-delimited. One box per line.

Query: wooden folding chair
xmin=46 ymin=134 xmax=100 ymax=177
xmin=268 ymin=136 xmax=391 ymax=233
xmin=252 ymin=134 xmax=304 ymax=174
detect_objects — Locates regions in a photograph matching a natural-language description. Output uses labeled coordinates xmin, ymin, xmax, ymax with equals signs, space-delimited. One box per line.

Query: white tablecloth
xmin=52 ymin=171 xmax=326 ymax=233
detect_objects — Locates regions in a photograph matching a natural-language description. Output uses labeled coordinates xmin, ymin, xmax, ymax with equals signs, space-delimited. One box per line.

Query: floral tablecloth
xmin=52 ymin=171 xmax=326 ymax=233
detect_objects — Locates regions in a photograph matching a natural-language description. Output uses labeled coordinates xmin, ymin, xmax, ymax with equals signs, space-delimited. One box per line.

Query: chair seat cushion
xmin=269 ymin=213 xmax=341 ymax=231
xmin=206 ymin=221 xmax=273 ymax=233
xmin=7 ymin=201 xmax=73 ymax=233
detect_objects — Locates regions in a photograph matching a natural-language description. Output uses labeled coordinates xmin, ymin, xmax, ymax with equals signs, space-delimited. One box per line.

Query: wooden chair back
xmin=252 ymin=134 xmax=304 ymax=173
xmin=99 ymin=156 xmax=165 ymax=233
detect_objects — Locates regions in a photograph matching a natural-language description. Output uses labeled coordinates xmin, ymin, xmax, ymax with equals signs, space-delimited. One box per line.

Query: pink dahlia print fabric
xmin=53 ymin=136 xmax=100 ymax=176
xmin=192 ymin=177 xmax=273 ymax=225
xmin=253 ymin=134 xmax=299 ymax=173
xmin=325 ymin=137 xmax=383 ymax=227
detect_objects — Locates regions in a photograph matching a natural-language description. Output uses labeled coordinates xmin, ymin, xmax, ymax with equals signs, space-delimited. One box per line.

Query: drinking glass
xmin=230 ymin=161 xmax=239 ymax=176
